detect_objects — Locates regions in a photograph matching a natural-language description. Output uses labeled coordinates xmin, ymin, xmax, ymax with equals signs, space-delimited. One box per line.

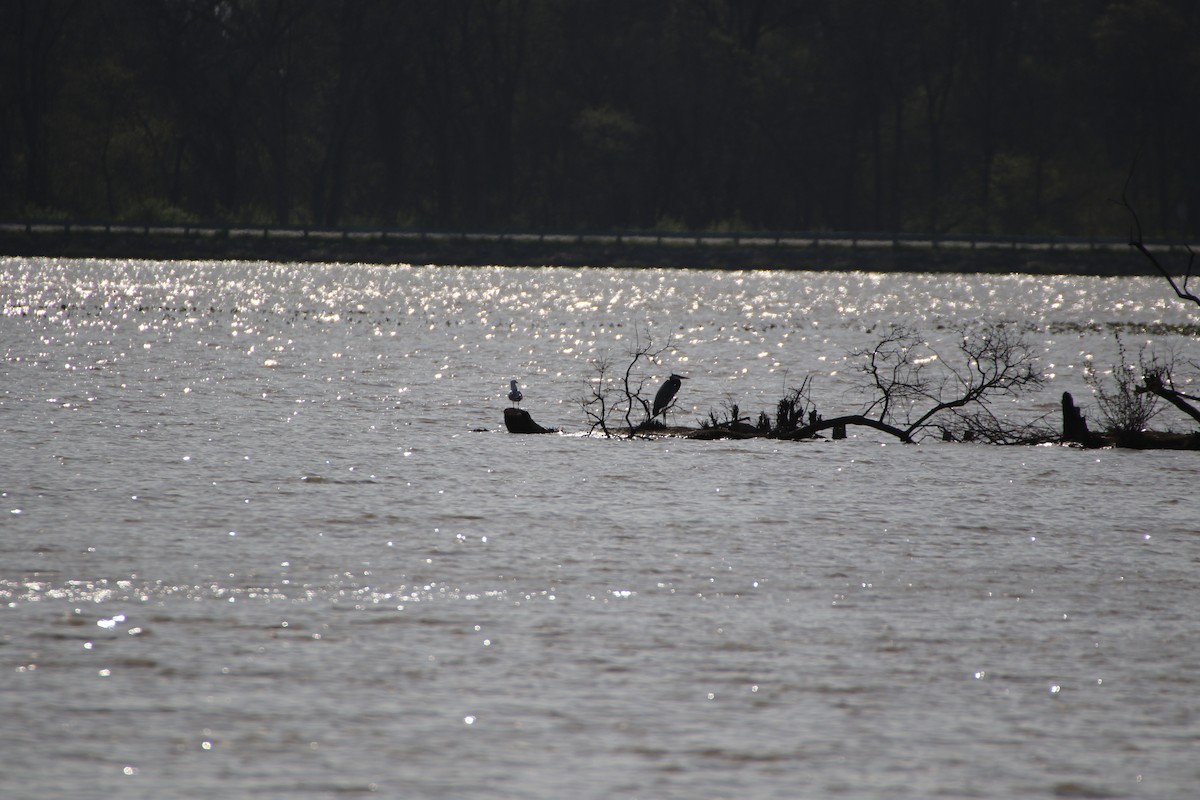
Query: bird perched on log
xmin=652 ymin=374 xmax=687 ymax=419
xmin=508 ymin=379 xmax=523 ymax=406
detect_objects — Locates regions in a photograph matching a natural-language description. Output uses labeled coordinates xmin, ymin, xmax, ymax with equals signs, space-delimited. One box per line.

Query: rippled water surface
xmin=3 ymin=257 xmax=1199 ymax=799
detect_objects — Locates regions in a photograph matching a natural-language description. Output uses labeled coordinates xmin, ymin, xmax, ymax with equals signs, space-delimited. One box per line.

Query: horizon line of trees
xmin=3 ymin=0 xmax=1199 ymax=240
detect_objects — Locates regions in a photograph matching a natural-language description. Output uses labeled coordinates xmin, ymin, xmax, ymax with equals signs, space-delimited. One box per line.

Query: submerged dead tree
xmin=1112 ymin=175 xmax=1200 ymax=438
xmin=1051 ymin=173 xmax=1200 ymax=448
xmin=581 ymin=323 xmax=1048 ymax=444
xmin=775 ymin=323 xmax=1046 ymax=443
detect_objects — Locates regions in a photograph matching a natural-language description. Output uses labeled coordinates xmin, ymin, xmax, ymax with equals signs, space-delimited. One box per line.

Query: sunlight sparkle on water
xmin=5 ymin=258 xmax=1200 ymax=800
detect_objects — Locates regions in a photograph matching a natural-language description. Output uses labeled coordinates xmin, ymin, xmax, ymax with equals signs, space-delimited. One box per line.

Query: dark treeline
xmin=3 ymin=0 xmax=1198 ymax=238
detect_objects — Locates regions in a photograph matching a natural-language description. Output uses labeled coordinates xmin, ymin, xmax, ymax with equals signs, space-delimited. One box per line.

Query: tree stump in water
xmin=504 ymin=407 xmax=555 ymax=434
xmin=1061 ymin=391 xmax=1092 ymax=445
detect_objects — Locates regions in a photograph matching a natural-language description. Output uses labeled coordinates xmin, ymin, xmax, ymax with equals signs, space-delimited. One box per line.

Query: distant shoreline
xmin=0 ymin=225 xmax=1167 ymax=276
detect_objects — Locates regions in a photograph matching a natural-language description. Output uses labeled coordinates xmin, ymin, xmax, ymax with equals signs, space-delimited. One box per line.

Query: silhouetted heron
xmin=652 ymin=374 xmax=687 ymax=418
xmin=508 ymin=379 xmax=523 ymax=406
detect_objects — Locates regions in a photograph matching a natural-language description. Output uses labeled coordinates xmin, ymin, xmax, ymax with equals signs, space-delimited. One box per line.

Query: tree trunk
xmin=1061 ymin=391 xmax=1092 ymax=445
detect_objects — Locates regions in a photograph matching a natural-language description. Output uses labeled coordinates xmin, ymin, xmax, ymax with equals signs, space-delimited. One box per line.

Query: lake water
xmin=2 ymin=257 xmax=1198 ymax=799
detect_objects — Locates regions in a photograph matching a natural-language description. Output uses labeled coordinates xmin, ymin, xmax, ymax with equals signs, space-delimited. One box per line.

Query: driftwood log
xmin=687 ymin=422 xmax=761 ymax=440
xmin=504 ymin=407 xmax=556 ymax=434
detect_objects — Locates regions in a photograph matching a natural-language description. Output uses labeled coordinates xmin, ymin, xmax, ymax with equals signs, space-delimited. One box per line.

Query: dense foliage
xmin=3 ymin=0 xmax=1198 ymax=238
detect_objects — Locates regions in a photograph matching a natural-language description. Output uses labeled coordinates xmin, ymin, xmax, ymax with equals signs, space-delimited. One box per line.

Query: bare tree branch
xmin=846 ymin=323 xmax=1041 ymax=442
xmin=901 ymin=324 xmax=1042 ymax=439
xmin=1121 ymin=162 xmax=1200 ymax=309
xmin=1141 ymin=369 xmax=1200 ymax=426
xmin=580 ymin=352 xmax=614 ymax=437
xmin=580 ymin=328 xmax=673 ymax=438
